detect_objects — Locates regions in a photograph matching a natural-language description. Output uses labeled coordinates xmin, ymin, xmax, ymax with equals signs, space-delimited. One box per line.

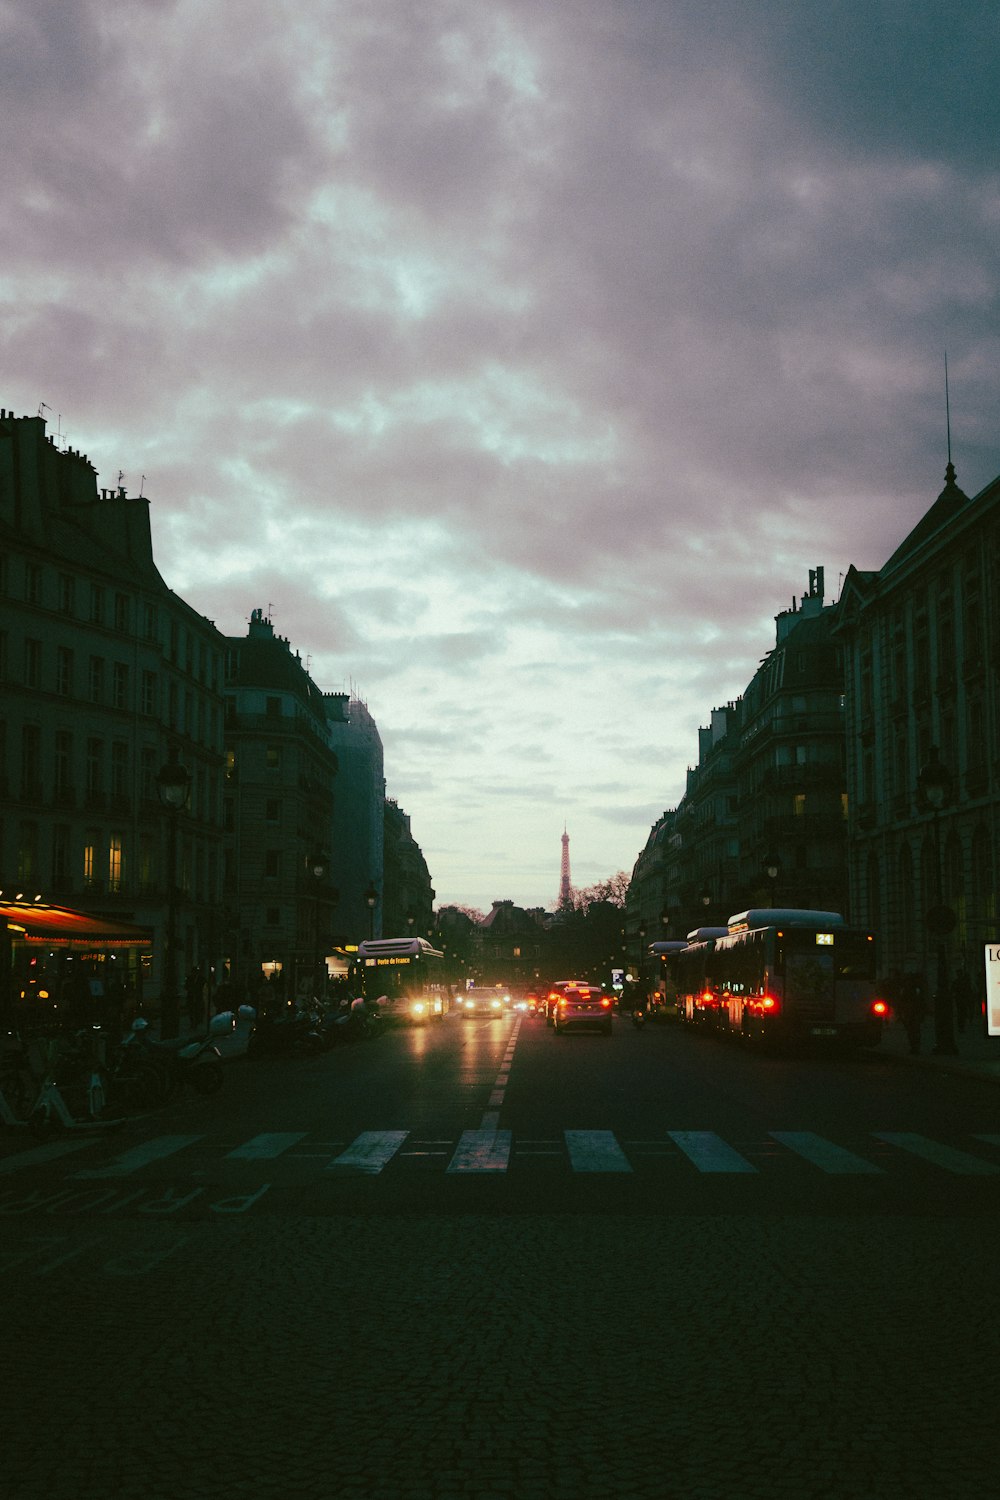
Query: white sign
xmin=986 ymin=944 xmax=1000 ymax=1037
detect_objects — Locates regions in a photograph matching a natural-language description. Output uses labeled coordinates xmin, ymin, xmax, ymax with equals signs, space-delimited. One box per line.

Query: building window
xmin=86 ymin=737 xmax=104 ymax=799
xmin=56 ymin=646 xmax=74 ymax=696
xmin=793 ymin=794 xmax=806 ymax=817
xmin=140 ymin=747 xmax=157 ymax=803
xmin=17 ymin=820 xmax=39 ymax=883
xmin=114 ymin=593 xmax=130 ymax=632
xmin=111 ymin=741 xmax=128 ymax=799
xmin=266 ymin=696 xmax=281 ymax=717
xmin=90 ymin=584 xmax=105 ymax=625
xmin=83 ymin=837 xmax=96 ymax=888
xmin=266 ymin=746 xmax=280 ymax=770
xmin=21 ymin=724 xmax=41 ymax=798
xmin=265 ymin=799 xmax=280 ymax=822
xmin=89 ymin=656 xmax=104 ymax=703
xmin=51 ymin=824 xmax=70 ymax=884
xmin=24 ymin=638 xmax=41 ymax=688
xmin=143 ymin=603 xmax=157 ymax=640
xmin=54 ymin=730 xmax=73 ymax=795
xmin=112 ymin=662 xmax=129 ymax=710
xmin=264 ymin=850 xmax=280 ymax=879
xmin=108 ymin=836 xmax=123 ymax=894
xmin=59 ymin=574 xmax=75 ymax=614
xmin=25 ymin=563 xmax=42 ymax=604
xmin=141 ymin=670 xmax=157 ymax=716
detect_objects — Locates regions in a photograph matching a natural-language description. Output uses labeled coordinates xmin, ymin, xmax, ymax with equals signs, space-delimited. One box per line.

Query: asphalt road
xmin=2 ymin=1011 xmax=998 ymax=1499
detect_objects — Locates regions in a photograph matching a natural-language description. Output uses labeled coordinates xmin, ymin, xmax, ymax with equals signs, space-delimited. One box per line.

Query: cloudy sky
xmin=3 ymin=0 xmax=997 ymax=912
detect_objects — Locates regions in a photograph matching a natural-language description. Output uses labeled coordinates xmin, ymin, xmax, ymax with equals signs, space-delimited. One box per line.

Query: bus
xmin=689 ymin=909 xmax=885 ymax=1049
xmin=355 ymin=937 xmax=450 ymax=1023
xmin=672 ymin=928 xmax=730 ymax=1026
xmin=645 ymin=940 xmax=691 ymax=1018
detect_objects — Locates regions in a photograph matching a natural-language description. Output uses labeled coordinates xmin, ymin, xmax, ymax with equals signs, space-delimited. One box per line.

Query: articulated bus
xmin=355 ymin=937 xmax=450 ymax=1023
xmin=679 ymin=909 xmax=886 ymax=1049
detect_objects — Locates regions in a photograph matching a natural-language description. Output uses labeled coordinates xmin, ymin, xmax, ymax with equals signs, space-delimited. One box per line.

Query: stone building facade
xmin=0 ymin=409 xmax=225 ymax=1009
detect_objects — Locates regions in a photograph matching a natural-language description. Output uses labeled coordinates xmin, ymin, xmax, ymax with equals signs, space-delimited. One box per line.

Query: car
xmin=551 ymin=981 xmax=614 ymax=1036
xmin=458 ymin=987 xmax=507 ymax=1018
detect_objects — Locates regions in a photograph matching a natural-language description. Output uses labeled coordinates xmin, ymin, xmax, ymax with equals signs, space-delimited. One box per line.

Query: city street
xmin=2 ymin=1010 xmax=998 ymax=1499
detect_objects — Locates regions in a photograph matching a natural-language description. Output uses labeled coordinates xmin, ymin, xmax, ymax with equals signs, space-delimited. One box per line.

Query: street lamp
xmin=308 ymin=853 xmax=327 ymax=999
xmin=762 ymin=853 xmax=780 ymax=907
xmin=364 ymin=883 xmax=378 ymax=941
xmin=918 ymin=747 xmax=957 ymax=1055
xmin=156 ymin=757 xmax=192 ymax=1039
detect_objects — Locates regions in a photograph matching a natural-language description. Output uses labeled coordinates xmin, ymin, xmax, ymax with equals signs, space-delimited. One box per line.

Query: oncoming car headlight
xmin=411 ymin=1000 xmax=426 ymax=1016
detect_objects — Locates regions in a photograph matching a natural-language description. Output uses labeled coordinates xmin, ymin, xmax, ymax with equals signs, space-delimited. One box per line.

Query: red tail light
xmin=760 ymin=995 xmax=778 ymax=1010
xmin=600 ymin=997 xmax=611 ymax=1008
xmin=872 ymin=1000 xmax=888 ymax=1016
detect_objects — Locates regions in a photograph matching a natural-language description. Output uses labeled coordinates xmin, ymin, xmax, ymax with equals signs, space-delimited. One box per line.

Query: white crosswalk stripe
xmin=2 ymin=1127 xmax=998 ymax=1183
xmin=564 ymin=1129 xmax=632 ymax=1173
xmin=327 ymin=1129 xmax=408 ymax=1174
xmin=74 ymin=1135 xmax=204 ymax=1179
xmin=667 ymin=1130 xmax=757 ymax=1173
xmin=874 ymin=1132 xmax=1000 ymax=1175
xmin=770 ymin=1131 xmax=883 ymax=1174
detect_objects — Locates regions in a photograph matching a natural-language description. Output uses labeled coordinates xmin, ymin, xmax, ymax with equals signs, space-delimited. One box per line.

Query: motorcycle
xmin=124 ymin=1014 xmax=227 ymax=1099
xmin=246 ymin=1002 xmax=324 ymax=1058
xmin=631 ymin=1002 xmax=647 ymax=1029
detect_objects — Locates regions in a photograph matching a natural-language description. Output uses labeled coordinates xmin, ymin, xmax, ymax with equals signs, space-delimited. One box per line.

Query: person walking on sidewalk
xmin=897 ymin=971 xmax=928 ymax=1055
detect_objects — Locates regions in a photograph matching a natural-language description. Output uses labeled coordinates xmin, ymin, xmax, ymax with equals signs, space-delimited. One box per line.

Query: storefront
xmin=1 ymin=900 xmax=153 ymax=1029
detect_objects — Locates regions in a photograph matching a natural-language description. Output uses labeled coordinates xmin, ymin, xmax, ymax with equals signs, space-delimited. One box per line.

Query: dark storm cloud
xmin=2 ymin=0 xmax=997 ymax=907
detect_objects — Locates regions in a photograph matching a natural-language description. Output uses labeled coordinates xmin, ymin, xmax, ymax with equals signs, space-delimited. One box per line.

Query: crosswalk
xmin=1 ymin=1127 xmax=999 ymax=1181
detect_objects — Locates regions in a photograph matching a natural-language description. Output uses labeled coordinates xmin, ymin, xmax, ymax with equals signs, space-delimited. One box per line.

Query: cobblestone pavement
xmin=3 ymin=1205 xmax=997 ymax=1500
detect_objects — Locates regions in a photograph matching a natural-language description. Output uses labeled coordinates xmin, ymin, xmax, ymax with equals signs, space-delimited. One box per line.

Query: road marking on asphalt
xmin=668 ymin=1130 xmax=757 ymax=1173
xmin=447 ymin=1128 xmax=512 ymax=1173
xmin=74 ymin=1135 xmax=204 ymax=1179
xmin=227 ymin=1133 xmax=308 ymax=1160
xmin=0 ymin=1139 xmax=95 ymax=1174
xmin=564 ymin=1130 xmax=632 ymax=1173
xmin=770 ymin=1131 xmax=883 ymax=1174
xmin=874 ymin=1132 xmax=1000 ymax=1175
xmin=327 ymin=1130 xmax=408 ymax=1174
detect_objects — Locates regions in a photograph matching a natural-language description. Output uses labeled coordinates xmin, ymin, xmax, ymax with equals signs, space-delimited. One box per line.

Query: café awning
xmin=0 ymin=901 xmax=153 ymax=950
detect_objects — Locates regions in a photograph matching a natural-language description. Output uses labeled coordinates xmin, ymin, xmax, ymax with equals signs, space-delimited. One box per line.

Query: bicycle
xmin=12 ymin=1026 xmax=126 ymax=1136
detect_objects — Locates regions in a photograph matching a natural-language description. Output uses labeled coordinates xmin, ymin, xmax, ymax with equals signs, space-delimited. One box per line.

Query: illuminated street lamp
xmin=762 ymin=852 xmax=780 ymax=907
xmin=308 ymin=852 xmax=327 ymax=999
xmin=156 ymin=757 xmax=192 ymax=1039
xmin=918 ymin=747 xmax=957 ymax=1056
xmin=364 ymin=883 xmax=378 ymax=940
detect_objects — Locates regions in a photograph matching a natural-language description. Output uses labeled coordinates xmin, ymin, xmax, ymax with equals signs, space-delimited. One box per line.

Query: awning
xmin=0 ymin=901 xmax=153 ymax=950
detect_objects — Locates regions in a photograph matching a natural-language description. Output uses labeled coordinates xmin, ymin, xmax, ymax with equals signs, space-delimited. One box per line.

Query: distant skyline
xmin=3 ymin=0 xmax=997 ymax=911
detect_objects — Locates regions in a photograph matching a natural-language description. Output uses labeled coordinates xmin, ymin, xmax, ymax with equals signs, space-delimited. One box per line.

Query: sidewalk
xmin=872 ymin=1012 xmax=1000 ymax=1085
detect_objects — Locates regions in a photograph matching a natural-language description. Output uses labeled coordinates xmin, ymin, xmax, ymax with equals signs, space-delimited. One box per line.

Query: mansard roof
xmin=882 ymin=462 xmax=971 ymax=574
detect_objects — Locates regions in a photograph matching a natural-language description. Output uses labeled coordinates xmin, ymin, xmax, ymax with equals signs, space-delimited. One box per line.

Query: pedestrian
xmin=898 ymin=971 xmax=927 ymax=1055
xmin=185 ymin=965 xmax=207 ymax=1029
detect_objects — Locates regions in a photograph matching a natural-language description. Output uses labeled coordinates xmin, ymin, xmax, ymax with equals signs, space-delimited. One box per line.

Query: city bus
xmin=355 ymin=937 xmax=450 ymax=1023
xmin=695 ymin=909 xmax=885 ymax=1049
xmin=645 ymin=940 xmax=691 ymax=1018
xmin=672 ymin=927 xmax=730 ymax=1026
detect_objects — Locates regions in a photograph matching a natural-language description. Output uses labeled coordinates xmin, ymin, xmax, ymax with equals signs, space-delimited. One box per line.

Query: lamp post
xmin=918 ymin=746 xmax=957 ymax=1056
xmin=308 ymin=853 xmax=327 ymax=999
xmin=156 ymin=757 xmax=192 ymax=1039
xmin=364 ymin=883 xmax=378 ymax=941
xmin=762 ymin=853 xmax=780 ymax=908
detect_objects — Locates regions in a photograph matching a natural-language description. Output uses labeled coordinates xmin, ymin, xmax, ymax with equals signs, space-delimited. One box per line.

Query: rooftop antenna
xmin=944 ymin=350 xmax=953 ymax=468
xmin=38 ymin=402 xmax=51 ymax=419
xmin=139 ymin=475 xmax=146 ymax=497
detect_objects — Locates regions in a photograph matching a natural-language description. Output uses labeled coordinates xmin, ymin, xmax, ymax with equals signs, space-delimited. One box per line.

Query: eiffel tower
xmin=559 ymin=825 xmax=572 ymax=908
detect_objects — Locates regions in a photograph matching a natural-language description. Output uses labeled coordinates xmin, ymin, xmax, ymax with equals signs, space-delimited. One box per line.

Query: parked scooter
xmin=631 ymin=1001 xmax=647 ymax=1029
xmin=124 ymin=1014 xmax=227 ymax=1099
xmin=246 ymin=1002 xmax=324 ymax=1058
